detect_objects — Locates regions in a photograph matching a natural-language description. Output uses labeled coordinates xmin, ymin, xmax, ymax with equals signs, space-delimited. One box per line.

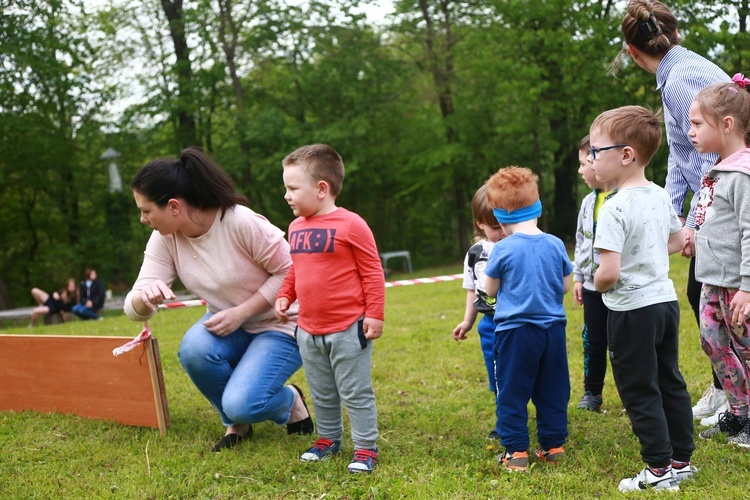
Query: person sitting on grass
xmin=72 ymin=268 xmax=105 ymax=321
xmin=29 ymin=278 xmax=77 ymax=327
xmin=483 ymin=166 xmax=573 ymax=473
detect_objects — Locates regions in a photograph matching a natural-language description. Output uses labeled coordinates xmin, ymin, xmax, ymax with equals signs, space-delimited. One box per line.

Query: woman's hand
xmin=203 ymin=307 xmax=244 ymax=337
xmin=137 ymin=280 xmax=176 ymax=312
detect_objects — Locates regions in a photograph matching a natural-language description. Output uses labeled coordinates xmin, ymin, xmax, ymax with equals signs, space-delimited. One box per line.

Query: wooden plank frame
xmin=0 ymin=335 xmax=170 ymax=435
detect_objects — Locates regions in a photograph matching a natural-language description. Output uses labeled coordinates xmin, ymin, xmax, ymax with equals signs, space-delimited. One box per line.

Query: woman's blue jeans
xmin=178 ymin=312 xmax=303 ymax=427
xmin=72 ymin=304 xmax=101 ymax=320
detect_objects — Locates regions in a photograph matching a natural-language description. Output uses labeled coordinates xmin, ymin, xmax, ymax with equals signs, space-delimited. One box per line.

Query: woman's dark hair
xmin=622 ymin=0 xmax=678 ymax=56
xmin=131 ymin=147 xmax=249 ymax=220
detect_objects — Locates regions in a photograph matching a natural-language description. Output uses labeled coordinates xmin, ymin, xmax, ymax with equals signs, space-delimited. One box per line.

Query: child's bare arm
xmin=594 ymin=250 xmax=620 ymax=293
xmin=453 ymin=290 xmax=479 ymax=340
xmin=485 ymin=277 xmax=500 ymax=298
xmin=563 ymin=274 xmax=572 ymax=294
xmin=667 ymin=227 xmax=686 ymax=255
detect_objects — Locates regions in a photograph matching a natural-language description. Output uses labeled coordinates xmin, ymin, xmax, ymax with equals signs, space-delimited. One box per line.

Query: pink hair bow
xmin=732 ymin=73 xmax=750 ymax=88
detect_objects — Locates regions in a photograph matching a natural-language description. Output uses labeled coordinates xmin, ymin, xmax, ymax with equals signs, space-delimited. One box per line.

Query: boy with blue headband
xmin=483 ymin=167 xmax=573 ymax=472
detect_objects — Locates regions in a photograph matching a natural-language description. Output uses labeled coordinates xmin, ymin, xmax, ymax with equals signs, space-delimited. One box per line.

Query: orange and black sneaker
xmin=499 ymin=450 xmax=529 ymax=472
xmin=535 ymin=446 xmax=565 ymax=464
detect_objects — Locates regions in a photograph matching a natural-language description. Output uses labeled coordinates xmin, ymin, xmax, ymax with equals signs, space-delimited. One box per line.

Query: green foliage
xmin=0 ymin=0 xmax=121 ymax=304
xmin=3 ymin=258 xmax=750 ymax=497
xmin=0 ymin=0 xmax=744 ymax=307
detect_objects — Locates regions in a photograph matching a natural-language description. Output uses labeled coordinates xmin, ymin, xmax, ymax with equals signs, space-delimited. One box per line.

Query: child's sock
xmin=647 ymin=465 xmax=672 ymax=476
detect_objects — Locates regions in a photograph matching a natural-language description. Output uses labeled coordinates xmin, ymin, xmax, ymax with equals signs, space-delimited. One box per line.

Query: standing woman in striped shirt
xmin=616 ymin=0 xmax=731 ymax=426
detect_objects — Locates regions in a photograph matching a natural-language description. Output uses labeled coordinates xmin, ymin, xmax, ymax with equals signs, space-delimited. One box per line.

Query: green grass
xmin=2 ymin=257 xmax=749 ymax=498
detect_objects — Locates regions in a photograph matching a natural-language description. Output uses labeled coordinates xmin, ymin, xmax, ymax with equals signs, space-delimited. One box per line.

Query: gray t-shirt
xmin=594 ymin=183 xmax=682 ymax=311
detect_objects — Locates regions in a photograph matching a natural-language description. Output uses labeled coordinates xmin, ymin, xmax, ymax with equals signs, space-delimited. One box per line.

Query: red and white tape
xmin=112 ymin=325 xmax=152 ymax=357
xmin=384 ymin=273 xmax=463 ymax=288
xmin=154 ymin=274 xmax=463 ymax=310
xmin=158 ymin=299 xmax=206 ymax=310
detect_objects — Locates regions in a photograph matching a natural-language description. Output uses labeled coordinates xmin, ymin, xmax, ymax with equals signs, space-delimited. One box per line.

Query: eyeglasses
xmin=588 ymin=144 xmax=628 ymax=160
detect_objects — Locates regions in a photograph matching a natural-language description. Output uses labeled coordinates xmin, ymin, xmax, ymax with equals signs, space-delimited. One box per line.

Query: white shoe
xmin=618 ymin=467 xmax=679 ymax=492
xmin=672 ymin=461 xmax=698 ymax=483
xmin=700 ymin=401 xmax=730 ymax=426
xmin=692 ymin=386 xmax=728 ymax=420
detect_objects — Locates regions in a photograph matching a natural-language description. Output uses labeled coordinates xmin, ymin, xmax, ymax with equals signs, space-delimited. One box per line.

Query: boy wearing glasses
xmin=572 ymin=135 xmax=616 ymax=413
xmin=590 ymin=106 xmax=695 ymax=492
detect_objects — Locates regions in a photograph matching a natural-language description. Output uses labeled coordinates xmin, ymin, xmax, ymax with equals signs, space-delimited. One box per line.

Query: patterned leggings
xmin=699 ymin=284 xmax=750 ymax=416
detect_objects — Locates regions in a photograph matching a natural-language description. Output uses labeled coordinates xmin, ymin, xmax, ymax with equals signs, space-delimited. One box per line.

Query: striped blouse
xmin=656 ymin=45 xmax=730 ymax=228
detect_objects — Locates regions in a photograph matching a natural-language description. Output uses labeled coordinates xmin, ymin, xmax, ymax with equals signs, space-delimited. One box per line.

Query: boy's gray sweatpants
xmin=296 ymin=319 xmax=379 ymax=450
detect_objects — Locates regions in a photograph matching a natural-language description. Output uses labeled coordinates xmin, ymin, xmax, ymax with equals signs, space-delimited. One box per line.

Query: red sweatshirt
xmin=277 ymin=207 xmax=385 ymax=334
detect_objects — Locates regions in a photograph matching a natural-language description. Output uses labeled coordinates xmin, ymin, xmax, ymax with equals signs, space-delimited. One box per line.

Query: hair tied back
xmin=732 ymin=73 xmax=750 ymax=89
xmin=638 ymin=13 xmax=662 ymax=40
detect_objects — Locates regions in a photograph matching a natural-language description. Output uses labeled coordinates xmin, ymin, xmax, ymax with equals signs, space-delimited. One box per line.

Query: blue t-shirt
xmin=484 ymin=232 xmax=573 ymax=331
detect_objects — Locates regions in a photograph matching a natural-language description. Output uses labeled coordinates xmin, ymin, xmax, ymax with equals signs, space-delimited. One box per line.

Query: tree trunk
xmin=0 ymin=276 xmax=12 ymax=310
xmin=217 ymin=0 xmax=259 ymax=208
xmin=553 ymin=146 xmax=579 ymax=241
xmin=161 ymin=0 xmax=197 ymax=150
xmin=417 ymin=0 xmax=469 ymax=255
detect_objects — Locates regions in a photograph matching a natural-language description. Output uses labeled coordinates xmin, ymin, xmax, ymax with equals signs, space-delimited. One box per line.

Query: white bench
xmin=380 ymin=250 xmax=413 ymax=274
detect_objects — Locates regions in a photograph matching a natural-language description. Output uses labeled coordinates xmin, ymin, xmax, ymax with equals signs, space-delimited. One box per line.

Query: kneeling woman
xmin=123 ymin=148 xmax=313 ymax=451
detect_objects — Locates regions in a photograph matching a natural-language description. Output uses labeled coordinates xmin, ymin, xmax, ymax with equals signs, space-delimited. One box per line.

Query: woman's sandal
xmin=287 ymin=384 xmax=315 ymax=435
xmin=212 ymin=425 xmax=253 ymax=452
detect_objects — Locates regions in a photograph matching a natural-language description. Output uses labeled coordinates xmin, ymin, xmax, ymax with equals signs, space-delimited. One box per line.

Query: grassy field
xmin=2 ymin=258 xmax=749 ymax=498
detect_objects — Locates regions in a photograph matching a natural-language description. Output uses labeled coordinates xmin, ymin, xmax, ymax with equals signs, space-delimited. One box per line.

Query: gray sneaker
xmin=727 ymin=417 xmax=750 ymax=448
xmin=698 ymin=411 xmax=742 ymax=440
xmin=576 ymin=391 xmax=603 ymax=412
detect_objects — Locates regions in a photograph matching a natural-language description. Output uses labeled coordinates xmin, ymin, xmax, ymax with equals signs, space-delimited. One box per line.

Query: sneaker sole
xmin=502 ymin=459 xmax=529 ymax=472
xmin=347 ymin=467 xmax=374 ymax=474
xmin=576 ymin=405 xmax=601 ymax=412
xmin=300 ymin=452 xmax=338 ymax=463
xmin=674 ymin=473 xmax=695 ymax=482
xmin=618 ymin=481 xmax=679 ymax=492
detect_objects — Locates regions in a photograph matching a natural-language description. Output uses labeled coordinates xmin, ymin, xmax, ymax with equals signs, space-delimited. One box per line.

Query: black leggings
xmin=581 ymin=288 xmax=609 ymax=395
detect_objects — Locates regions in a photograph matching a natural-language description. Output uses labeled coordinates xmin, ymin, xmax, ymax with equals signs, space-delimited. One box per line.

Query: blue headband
xmin=493 ymin=200 xmax=542 ymax=224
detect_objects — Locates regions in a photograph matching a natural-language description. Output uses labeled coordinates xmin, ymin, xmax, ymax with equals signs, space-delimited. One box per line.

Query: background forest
xmin=1 ymin=0 xmax=748 ymax=309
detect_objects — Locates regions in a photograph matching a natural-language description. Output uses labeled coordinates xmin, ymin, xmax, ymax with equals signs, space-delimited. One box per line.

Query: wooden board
xmin=0 ymin=335 xmax=170 ymax=435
